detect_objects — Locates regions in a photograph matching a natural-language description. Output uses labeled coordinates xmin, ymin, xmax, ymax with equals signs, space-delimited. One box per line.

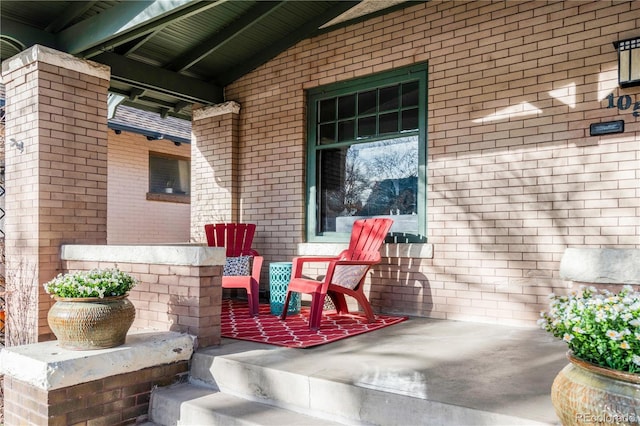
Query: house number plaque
xmin=590 ymin=120 xmax=625 ymax=136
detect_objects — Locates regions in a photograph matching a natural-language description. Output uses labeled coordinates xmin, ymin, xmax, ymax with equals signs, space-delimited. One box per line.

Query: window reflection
xmin=318 ymin=136 xmax=418 ymax=233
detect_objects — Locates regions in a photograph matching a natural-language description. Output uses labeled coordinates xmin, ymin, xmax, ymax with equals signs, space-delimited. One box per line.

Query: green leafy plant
xmin=539 ymin=285 xmax=640 ymax=373
xmin=43 ymin=268 xmax=137 ymax=299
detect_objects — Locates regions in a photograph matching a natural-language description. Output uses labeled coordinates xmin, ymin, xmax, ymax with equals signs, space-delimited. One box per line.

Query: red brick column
xmin=191 ymin=101 xmax=241 ymax=241
xmin=3 ymin=362 xmax=189 ymax=425
xmin=1 ymin=45 xmax=110 ymax=343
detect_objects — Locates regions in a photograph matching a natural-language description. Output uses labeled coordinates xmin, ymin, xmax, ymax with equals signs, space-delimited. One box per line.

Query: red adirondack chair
xmin=281 ymin=218 xmax=393 ymax=330
xmin=205 ymin=223 xmax=264 ymax=316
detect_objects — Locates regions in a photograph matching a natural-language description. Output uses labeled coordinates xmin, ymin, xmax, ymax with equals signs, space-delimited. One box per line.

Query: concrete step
xmin=186 ymin=339 xmax=558 ymax=426
xmin=149 ymin=317 xmax=566 ymax=426
xmin=149 ymin=382 xmax=344 ymax=426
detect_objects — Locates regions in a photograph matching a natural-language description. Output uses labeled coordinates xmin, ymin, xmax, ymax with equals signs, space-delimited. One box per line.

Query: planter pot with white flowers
xmin=539 ymin=285 xmax=640 ymax=426
xmin=44 ymin=268 xmax=137 ymax=350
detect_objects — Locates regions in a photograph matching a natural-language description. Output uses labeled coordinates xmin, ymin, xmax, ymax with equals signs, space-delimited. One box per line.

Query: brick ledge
xmin=0 ymin=331 xmax=194 ymax=391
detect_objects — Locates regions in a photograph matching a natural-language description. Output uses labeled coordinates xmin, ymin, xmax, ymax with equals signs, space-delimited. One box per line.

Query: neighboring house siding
xmin=225 ymin=1 xmax=640 ymax=325
xmin=107 ymin=131 xmax=190 ymax=244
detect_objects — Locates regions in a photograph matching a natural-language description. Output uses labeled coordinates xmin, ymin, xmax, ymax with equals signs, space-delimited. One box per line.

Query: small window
xmin=149 ymin=153 xmax=190 ymax=195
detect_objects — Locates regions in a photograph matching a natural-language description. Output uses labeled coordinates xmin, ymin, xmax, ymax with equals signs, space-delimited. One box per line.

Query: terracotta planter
xmin=552 ymin=352 xmax=640 ymax=425
xmin=47 ymin=295 xmax=136 ymax=350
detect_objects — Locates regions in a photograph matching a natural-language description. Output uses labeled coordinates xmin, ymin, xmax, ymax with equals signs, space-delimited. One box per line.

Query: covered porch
xmin=1 ymin=0 xmax=639 ymax=423
xmin=1 ymin=0 xmax=638 ymax=346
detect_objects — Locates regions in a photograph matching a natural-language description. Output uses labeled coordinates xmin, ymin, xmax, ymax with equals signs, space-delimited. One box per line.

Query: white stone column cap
xmin=192 ymin=101 xmax=241 ymax=120
xmin=60 ymin=243 xmax=225 ymax=266
xmin=2 ymin=44 xmax=109 ymax=80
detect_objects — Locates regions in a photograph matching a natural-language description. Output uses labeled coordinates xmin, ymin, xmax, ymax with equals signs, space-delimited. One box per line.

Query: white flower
xmin=621 ymin=312 xmax=634 ymax=322
xmin=606 ymin=330 xmax=622 ymax=341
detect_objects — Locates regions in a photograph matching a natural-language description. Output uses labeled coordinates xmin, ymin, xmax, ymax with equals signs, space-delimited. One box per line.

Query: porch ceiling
xmin=1 ymin=0 xmax=415 ymax=121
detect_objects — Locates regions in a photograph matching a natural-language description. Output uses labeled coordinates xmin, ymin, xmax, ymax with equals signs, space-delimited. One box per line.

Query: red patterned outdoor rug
xmin=221 ymin=298 xmax=408 ymax=349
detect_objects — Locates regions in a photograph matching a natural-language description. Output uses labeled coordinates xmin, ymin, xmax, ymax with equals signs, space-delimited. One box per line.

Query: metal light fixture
xmin=9 ymin=138 xmax=24 ymax=153
xmin=614 ymin=37 xmax=640 ymax=87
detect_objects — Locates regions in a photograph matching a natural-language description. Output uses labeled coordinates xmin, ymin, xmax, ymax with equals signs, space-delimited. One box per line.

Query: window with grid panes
xmin=306 ymin=63 xmax=427 ymax=242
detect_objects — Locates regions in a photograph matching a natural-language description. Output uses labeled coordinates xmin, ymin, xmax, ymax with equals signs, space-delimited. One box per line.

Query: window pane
xmin=379 ymin=85 xmax=399 ymax=111
xmin=357 ymin=116 xmax=376 ymax=138
xmin=338 ymin=120 xmax=354 ymax=142
xmin=379 ymin=112 xmax=398 ymax=134
xmin=358 ymin=90 xmax=377 ymax=114
xmin=319 ymin=99 xmax=335 ymax=123
xmin=319 ymin=123 xmax=335 ymax=144
xmin=318 ymin=148 xmax=346 ymax=233
xmin=149 ymin=154 xmax=190 ymax=195
xmin=401 ymin=108 xmax=419 ymax=131
xmin=338 ymin=94 xmax=356 ymax=119
xmin=402 ymin=81 xmax=419 ymax=107
xmin=318 ymin=136 xmax=419 ymax=234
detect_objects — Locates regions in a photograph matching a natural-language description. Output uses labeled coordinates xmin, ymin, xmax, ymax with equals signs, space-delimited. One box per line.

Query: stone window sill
xmin=146 ymin=192 xmax=190 ymax=204
xmin=297 ymin=243 xmax=433 ymax=259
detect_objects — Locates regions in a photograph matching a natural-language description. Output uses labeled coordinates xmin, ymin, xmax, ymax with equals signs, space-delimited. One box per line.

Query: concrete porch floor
xmin=186 ymin=315 xmax=568 ymax=425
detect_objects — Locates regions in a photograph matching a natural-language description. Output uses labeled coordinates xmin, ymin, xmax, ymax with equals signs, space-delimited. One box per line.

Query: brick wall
xmin=223 ymin=1 xmax=640 ymax=325
xmin=3 ymin=361 xmax=188 ymax=425
xmin=107 ymin=131 xmax=190 ymax=244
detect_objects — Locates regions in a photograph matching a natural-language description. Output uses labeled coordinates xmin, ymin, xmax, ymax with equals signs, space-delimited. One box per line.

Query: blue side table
xmin=269 ymin=262 xmax=300 ymax=315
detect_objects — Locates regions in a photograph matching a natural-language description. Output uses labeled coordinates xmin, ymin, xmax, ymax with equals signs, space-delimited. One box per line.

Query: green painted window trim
xmin=305 ymin=62 xmax=428 ymax=243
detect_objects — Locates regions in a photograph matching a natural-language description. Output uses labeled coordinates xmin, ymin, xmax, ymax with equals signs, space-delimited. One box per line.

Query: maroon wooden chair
xmin=205 ymin=223 xmax=263 ymax=316
xmin=281 ymin=218 xmax=393 ymax=330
